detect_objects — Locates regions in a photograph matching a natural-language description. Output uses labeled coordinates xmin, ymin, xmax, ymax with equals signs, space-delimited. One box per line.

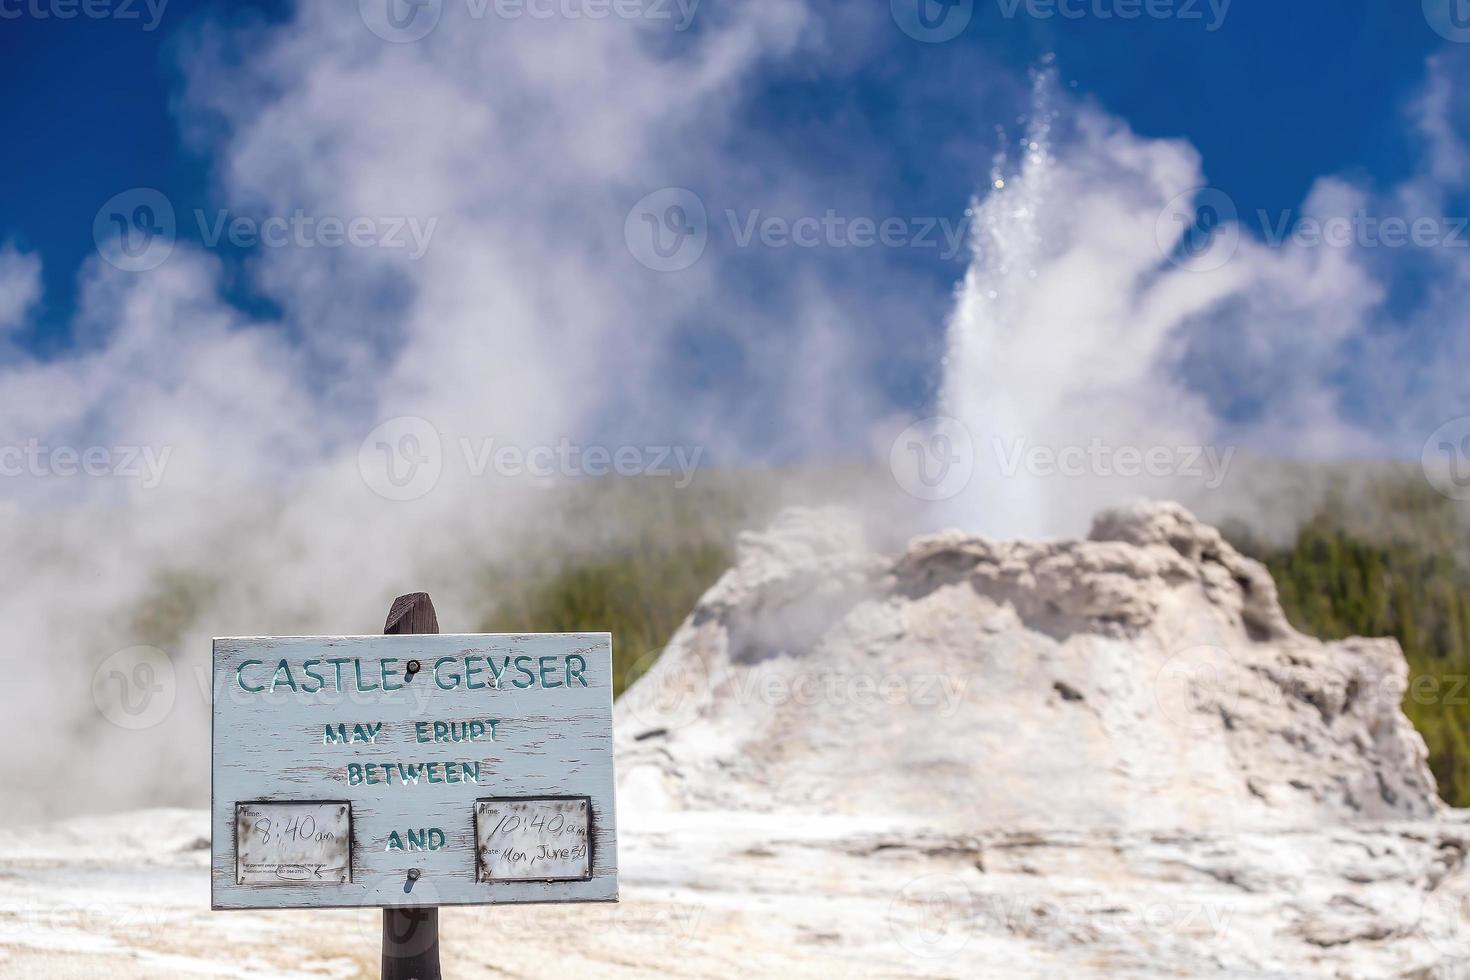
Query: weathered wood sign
xmin=211 ymin=630 xmax=618 ymax=911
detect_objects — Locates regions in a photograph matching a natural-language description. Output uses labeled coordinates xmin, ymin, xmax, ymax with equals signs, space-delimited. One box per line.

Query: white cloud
xmin=0 ymin=1 xmax=916 ymax=819
xmin=938 ymin=57 xmax=1470 ymax=537
xmin=0 ymin=244 xmax=41 ymax=332
xmin=3 ymin=4 xmax=1469 ymax=818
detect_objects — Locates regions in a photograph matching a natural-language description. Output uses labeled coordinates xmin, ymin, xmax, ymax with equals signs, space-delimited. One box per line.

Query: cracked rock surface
xmin=3 ymin=503 xmax=1468 ymax=978
xmin=612 ymin=502 xmax=1470 ymax=977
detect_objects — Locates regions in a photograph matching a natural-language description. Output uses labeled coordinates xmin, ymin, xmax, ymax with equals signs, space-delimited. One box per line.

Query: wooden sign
xmin=210 ymin=632 xmax=618 ymax=910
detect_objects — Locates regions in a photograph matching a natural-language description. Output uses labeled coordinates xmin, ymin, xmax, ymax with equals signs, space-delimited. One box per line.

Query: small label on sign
xmin=235 ymin=802 xmax=351 ymax=885
xmin=475 ymin=797 xmax=591 ymax=882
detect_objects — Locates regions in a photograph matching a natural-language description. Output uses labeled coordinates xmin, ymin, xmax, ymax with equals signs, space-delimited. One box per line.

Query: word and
xmin=385 ymin=827 xmax=446 ymax=851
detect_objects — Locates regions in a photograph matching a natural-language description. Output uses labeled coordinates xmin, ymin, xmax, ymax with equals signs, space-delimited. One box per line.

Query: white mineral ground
xmin=4 ymin=502 xmax=1469 ymax=978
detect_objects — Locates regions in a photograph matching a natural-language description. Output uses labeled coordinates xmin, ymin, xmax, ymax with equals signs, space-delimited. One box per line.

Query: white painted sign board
xmin=211 ymin=633 xmax=617 ymax=910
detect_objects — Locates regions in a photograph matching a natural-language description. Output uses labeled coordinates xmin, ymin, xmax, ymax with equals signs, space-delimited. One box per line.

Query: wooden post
xmin=381 ymin=592 xmax=443 ymax=980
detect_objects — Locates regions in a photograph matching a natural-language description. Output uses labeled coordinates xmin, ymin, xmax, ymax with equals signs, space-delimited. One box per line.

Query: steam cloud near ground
xmin=0 ymin=5 xmax=1467 ymax=818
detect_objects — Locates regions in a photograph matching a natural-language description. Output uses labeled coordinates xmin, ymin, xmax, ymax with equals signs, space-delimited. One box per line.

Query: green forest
xmin=1227 ymin=483 xmax=1470 ymax=807
xmin=478 ymin=473 xmax=1470 ymax=808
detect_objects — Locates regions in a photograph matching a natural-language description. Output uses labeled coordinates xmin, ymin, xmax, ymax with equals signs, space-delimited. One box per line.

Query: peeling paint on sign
xmin=211 ymin=633 xmax=618 ymax=911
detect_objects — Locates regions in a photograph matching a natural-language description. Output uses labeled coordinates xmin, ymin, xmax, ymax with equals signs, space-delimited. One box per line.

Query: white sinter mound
xmin=617 ymin=501 xmax=1440 ymax=830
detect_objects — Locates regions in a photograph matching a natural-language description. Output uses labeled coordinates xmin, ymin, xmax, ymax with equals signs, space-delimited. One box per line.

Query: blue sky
xmin=0 ymin=0 xmax=1449 ymax=364
xmin=8 ymin=1 xmax=1470 ymax=814
xmin=1 ymin=0 xmax=1469 ymax=494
